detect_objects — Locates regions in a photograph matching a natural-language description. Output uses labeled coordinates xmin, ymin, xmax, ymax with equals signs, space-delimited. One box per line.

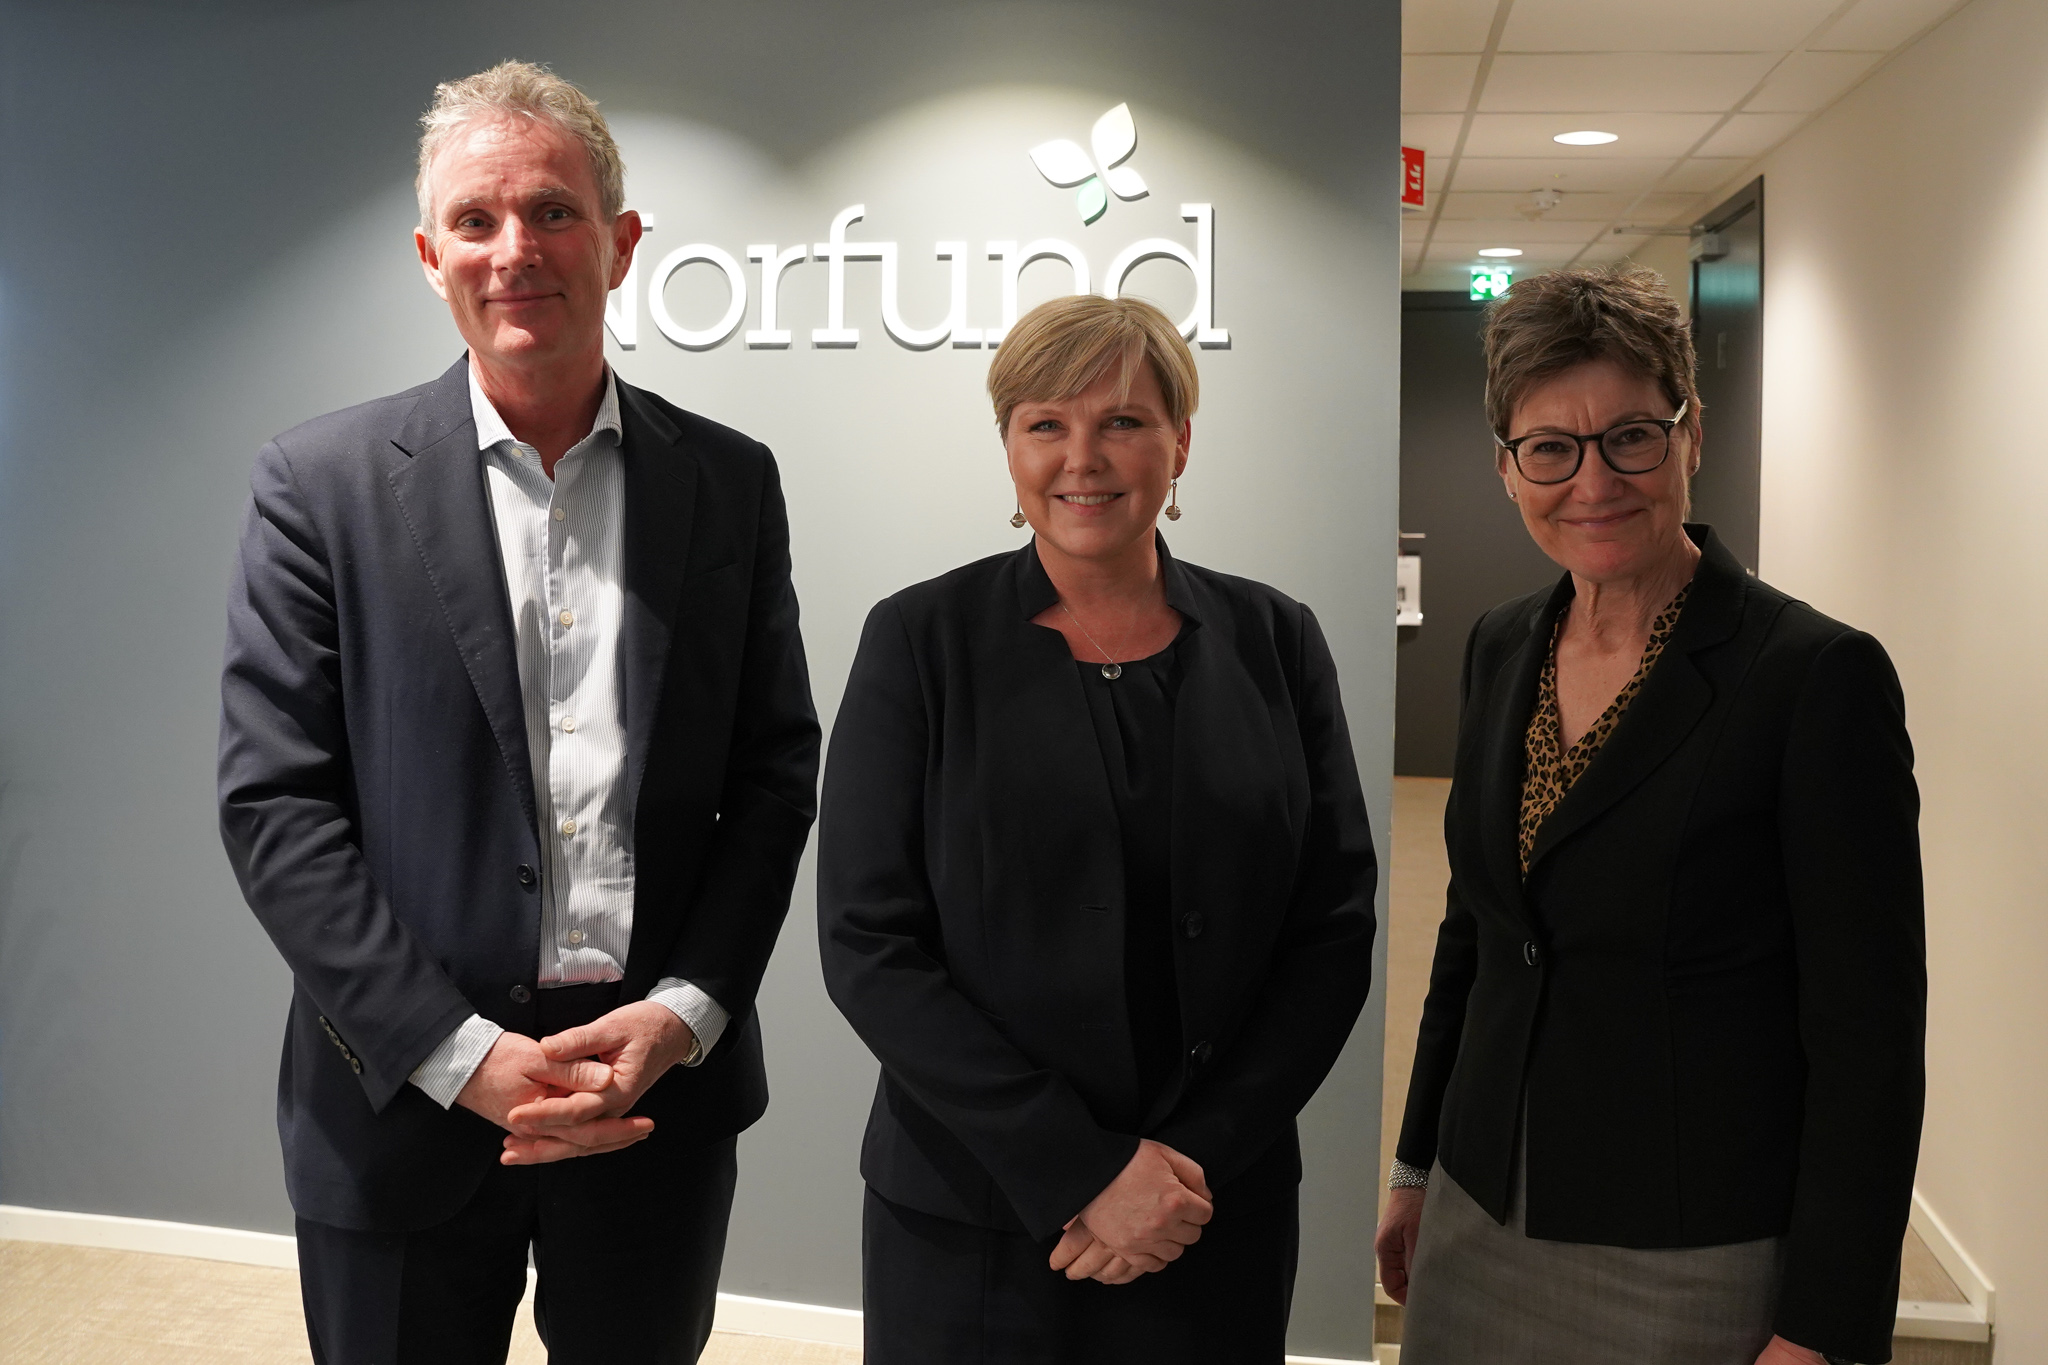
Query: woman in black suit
xmin=1374 ymin=267 xmax=1924 ymax=1365
xmin=818 ymin=294 xmax=1378 ymax=1364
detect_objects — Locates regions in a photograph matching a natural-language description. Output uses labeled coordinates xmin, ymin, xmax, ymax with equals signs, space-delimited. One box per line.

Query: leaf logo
xmin=1029 ymin=103 xmax=1149 ymax=225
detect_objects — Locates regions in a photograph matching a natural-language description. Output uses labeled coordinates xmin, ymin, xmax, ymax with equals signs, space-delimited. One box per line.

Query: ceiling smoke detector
xmin=1522 ymin=188 xmax=1564 ymax=219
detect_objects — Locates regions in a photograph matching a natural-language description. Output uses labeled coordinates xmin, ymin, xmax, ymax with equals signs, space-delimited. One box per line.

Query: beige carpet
xmin=0 ymin=1242 xmax=859 ymax=1365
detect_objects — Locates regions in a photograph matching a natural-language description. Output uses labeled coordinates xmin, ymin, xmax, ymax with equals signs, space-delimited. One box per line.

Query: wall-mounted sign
xmin=1469 ymin=266 xmax=1513 ymax=302
xmin=1401 ymin=146 xmax=1425 ymax=212
xmin=606 ymin=103 xmax=1228 ymax=354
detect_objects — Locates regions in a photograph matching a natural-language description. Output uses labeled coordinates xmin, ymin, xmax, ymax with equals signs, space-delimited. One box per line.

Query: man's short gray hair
xmin=415 ymin=60 xmax=625 ymax=231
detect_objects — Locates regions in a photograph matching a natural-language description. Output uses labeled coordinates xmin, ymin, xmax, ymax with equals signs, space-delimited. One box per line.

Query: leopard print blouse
xmin=1518 ymin=585 xmax=1691 ymax=876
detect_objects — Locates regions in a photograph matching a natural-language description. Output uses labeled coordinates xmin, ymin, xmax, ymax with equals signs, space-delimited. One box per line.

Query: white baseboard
xmin=0 ymin=1204 xmax=1372 ymax=1361
xmin=1911 ymin=1188 xmax=1996 ymax=1325
xmin=0 ymin=1203 xmax=299 ymax=1269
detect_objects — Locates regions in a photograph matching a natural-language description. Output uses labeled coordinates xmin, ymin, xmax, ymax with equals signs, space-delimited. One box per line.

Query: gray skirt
xmin=1400 ymin=1154 xmax=1786 ymax=1365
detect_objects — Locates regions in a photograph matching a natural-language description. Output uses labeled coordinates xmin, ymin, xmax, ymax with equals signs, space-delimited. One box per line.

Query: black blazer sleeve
xmin=819 ymin=600 xmax=1140 ymax=1238
xmin=218 ymin=442 xmax=473 ymax=1111
xmin=1773 ymin=630 xmax=1925 ymax=1360
xmin=657 ymin=454 xmax=820 ymax=1017
xmin=1150 ymin=605 xmax=1379 ymax=1183
xmin=1395 ymin=614 xmax=1485 ymax=1171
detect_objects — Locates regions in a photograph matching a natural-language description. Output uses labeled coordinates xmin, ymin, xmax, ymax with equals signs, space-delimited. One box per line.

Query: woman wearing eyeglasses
xmin=1375 ymin=267 xmax=1924 ymax=1365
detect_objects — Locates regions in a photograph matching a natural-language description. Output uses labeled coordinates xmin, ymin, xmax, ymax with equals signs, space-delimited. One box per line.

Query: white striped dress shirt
xmin=407 ymin=366 xmax=729 ymax=1107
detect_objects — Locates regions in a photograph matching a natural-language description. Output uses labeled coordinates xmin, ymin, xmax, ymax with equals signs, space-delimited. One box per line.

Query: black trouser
xmin=861 ymin=1184 xmax=1299 ymax=1365
xmin=294 ymin=983 xmax=739 ymax=1365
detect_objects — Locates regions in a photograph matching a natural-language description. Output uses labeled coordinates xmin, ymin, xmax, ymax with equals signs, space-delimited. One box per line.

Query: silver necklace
xmin=1059 ymin=603 xmax=1124 ymax=680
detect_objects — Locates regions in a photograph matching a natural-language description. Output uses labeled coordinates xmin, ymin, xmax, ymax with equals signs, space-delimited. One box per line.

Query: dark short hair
xmin=1482 ymin=265 xmax=1700 ymax=439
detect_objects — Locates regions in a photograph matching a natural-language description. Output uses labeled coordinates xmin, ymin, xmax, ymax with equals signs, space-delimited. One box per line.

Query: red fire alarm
xmin=1401 ymin=146 xmax=1426 ymax=211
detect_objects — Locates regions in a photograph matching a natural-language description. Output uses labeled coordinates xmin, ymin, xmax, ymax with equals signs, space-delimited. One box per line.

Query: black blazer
xmin=1396 ymin=526 xmax=1924 ymax=1364
xmin=818 ymin=541 xmax=1378 ymax=1241
xmin=218 ymin=357 xmax=820 ymax=1231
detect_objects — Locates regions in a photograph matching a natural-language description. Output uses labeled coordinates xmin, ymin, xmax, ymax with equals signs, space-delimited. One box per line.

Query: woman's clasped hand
xmin=1050 ymin=1140 xmax=1214 ymax=1284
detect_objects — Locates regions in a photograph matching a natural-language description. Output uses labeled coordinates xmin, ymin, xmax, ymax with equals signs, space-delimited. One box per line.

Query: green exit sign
xmin=1470 ymin=266 xmax=1513 ymax=301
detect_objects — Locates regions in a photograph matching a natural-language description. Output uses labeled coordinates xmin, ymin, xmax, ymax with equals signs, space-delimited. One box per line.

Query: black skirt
xmin=861 ymin=1183 xmax=1298 ymax=1365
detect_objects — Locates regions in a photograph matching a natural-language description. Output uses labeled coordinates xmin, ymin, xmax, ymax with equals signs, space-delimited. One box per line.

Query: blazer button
xmin=516 ymin=864 xmax=537 ymax=888
xmin=1524 ymin=941 xmax=1541 ymax=967
xmin=1181 ymin=912 xmax=1205 ymax=940
xmin=1189 ymin=1040 xmax=1213 ymax=1066
xmin=509 ymin=984 xmax=532 ymax=1004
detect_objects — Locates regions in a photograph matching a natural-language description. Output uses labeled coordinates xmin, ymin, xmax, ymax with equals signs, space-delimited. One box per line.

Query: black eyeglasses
xmin=1494 ymin=401 xmax=1689 ymax=485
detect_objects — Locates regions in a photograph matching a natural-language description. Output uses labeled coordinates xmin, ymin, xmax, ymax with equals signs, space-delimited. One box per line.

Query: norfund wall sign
xmin=606 ymin=104 xmax=1229 ymax=354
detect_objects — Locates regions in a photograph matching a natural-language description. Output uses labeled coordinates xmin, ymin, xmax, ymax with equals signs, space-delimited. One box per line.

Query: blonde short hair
xmin=987 ymin=295 xmax=1199 ymax=435
xmin=415 ymin=61 xmax=625 ymax=230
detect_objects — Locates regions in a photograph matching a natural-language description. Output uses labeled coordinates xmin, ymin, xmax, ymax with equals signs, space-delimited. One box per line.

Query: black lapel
xmin=1154 ymin=545 xmax=1298 ymax=1125
xmin=1477 ymin=577 xmax=1573 ymax=912
xmin=384 ymin=355 xmax=538 ymax=840
xmin=614 ymin=379 xmax=695 ymax=810
xmin=1523 ymin=526 xmax=1749 ymax=875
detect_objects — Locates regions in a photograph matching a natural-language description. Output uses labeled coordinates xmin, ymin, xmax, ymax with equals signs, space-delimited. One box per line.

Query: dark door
xmin=1690 ymin=178 xmax=1764 ymax=569
xmin=1395 ymin=292 xmax=1561 ymax=777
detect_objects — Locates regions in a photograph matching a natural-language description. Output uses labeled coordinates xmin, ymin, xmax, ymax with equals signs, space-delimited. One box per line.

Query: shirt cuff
xmin=648 ymin=978 xmax=729 ymax=1067
xmin=408 ymin=1013 xmax=504 ymax=1109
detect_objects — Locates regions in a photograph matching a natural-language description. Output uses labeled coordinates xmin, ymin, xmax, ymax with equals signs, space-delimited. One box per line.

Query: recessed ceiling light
xmin=1478 ymin=247 xmax=1523 ymax=258
xmin=1554 ymin=130 xmax=1619 ymax=146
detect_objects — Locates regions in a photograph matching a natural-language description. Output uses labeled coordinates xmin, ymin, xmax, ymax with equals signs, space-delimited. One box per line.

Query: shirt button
xmin=558 ymin=609 xmax=575 ymax=628
xmin=561 ymin=818 xmax=577 ymax=836
xmin=561 ymin=716 xmax=577 ymax=733
xmin=509 ymin=984 xmax=532 ymax=1004
xmin=552 ymin=507 xmax=566 ymax=522
xmin=566 ymin=928 xmax=585 ymax=947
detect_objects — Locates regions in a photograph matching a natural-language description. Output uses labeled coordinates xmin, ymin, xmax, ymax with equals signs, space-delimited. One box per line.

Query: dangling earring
xmin=1164 ymin=479 xmax=1182 ymax=521
xmin=1010 ymin=498 xmax=1027 ymax=529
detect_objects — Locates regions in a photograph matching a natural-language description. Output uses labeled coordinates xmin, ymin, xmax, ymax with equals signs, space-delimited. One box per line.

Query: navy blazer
xmin=1396 ymin=526 xmax=1924 ymax=1364
xmin=218 ymin=357 xmax=820 ymax=1231
xmin=817 ymin=541 xmax=1378 ymax=1240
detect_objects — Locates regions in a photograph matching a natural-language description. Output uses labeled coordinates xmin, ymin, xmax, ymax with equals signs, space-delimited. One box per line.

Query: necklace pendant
xmin=1100 ymin=662 xmax=1123 ymax=681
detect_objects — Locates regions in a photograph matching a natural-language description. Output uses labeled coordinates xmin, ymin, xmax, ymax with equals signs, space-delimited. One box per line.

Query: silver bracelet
xmin=1388 ymin=1158 xmax=1431 ymax=1190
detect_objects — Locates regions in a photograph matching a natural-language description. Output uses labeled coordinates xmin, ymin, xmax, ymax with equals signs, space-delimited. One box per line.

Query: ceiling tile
xmin=1745 ymin=51 xmax=1884 ymax=110
xmin=1814 ymin=0 xmax=1965 ymax=50
xmin=1480 ymin=53 xmax=1779 ymax=113
xmin=1432 ymin=218 xmax=1608 ymax=245
xmin=1404 ymin=0 xmax=1501 ymax=53
xmin=1498 ymin=0 xmax=1844 ymax=51
xmin=1695 ymin=113 xmax=1807 ymax=158
xmin=1662 ymin=158 xmax=1757 ymax=193
xmin=1463 ymin=113 xmax=1720 ymax=159
xmin=1438 ymin=189 xmax=1708 ymax=223
xmin=1401 ymin=114 xmax=1466 ymax=158
xmin=1452 ymin=157 xmax=1679 ymax=192
xmin=1405 ymin=54 xmax=1483 ymax=112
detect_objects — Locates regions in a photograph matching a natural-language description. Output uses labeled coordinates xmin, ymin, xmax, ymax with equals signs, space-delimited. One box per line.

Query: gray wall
xmin=0 ymin=1 xmax=1400 ymax=1354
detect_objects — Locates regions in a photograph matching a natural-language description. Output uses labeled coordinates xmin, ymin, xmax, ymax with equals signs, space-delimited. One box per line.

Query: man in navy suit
xmin=218 ymin=61 xmax=819 ymax=1363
